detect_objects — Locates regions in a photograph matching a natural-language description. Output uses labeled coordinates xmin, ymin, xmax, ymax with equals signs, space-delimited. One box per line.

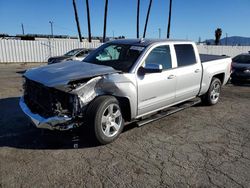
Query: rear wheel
xmin=87 ymin=96 xmax=124 ymax=144
xmin=202 ymin=78 xmax=222 ymax=105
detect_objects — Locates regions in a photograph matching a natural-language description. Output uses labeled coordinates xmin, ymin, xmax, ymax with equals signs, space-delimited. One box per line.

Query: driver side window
xmin=96 ymin=45 xmax=121 ymax=61
xmin=144 ymin=45 xmax=172 ymax=70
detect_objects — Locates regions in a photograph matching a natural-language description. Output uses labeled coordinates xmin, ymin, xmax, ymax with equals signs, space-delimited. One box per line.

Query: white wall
xmin=197 ymin=45 xmax=250 ymax=57
xmin=1 ymin=39 xmax=250 ymax=63
xmin=0 ymin=39 xmax=101 ymax=63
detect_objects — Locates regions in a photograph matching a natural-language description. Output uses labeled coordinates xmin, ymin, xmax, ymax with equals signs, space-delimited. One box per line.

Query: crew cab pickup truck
xmin=20 ymin=39 xmax=232 ymax=144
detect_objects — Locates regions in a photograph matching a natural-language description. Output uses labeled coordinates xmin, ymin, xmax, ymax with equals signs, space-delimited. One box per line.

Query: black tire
xmin=201 ymin=77 xmax=222 ymax=106
xmin=86 ymin=96 xmax=124 ymax=144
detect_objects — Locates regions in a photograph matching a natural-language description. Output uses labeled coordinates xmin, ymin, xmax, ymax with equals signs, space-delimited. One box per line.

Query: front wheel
xmin=202 ymin=78 xmax=222 ymax=105
xmin=87 ymin=96 xmax=124 ymax=144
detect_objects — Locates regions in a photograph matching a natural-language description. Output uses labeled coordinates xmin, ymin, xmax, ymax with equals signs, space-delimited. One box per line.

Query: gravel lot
xmin=0 ymin=63 xmax=249 ymax=187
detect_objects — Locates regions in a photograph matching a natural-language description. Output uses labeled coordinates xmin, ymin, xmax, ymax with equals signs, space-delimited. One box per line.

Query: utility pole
xmin=136 ymin=0 xmax=140 ymax=38
xmin=143 ymin=0 xmax=152 ymax=38
xmin=21 ymin=23 xmax=25 ymax=35
xmin=103 ymin=0 xmax=109 ymax=42
xmin=49 ymin=21 xmax=54 ymax=38
xmin=72 ymin=0 xmax=82 ymax=42
xmin=158 ymin=28 xmax=161 ymax=39
xmin=167 ymin=0 xmax=172 ymax=38
xmin=86 ymin=0 xmax=92 ymax=42
xmin=226 ymin=33 xmax=228 ymax=46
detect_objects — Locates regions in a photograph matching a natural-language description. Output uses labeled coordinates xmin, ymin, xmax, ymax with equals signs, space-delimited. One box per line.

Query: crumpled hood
xmin=24 ymin=61 xmax=119 ymax=87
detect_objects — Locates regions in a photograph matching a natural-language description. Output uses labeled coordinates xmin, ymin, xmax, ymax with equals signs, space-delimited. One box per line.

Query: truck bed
xmin=200 ymin=54 xmax=229 ymax=63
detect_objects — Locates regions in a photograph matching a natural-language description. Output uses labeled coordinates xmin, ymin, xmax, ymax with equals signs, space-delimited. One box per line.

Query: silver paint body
xmin=20 ymin=40 xmax=232 ymax=130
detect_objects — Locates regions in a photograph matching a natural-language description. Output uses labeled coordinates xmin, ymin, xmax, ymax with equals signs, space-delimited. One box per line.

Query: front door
xmin=137 ymin=45 xmax=176 ymax=116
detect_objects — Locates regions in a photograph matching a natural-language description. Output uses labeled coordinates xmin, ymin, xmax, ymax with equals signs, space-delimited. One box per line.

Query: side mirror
xmin=140 ymin=63 xmax=163 ymax=74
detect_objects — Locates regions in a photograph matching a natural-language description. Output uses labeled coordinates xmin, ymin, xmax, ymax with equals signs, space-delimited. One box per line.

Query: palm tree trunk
xmin=103 ymin=0 xmax=109 ymax=42
xmin=136 ymin=0 xmax=140 ymax=38
xmin=143 ymin=0 xmax=152 ymax=38
xmin=86 ymin=0 xmax=92 ymax=42
xmin=72 ymin=0 xmax=82 ymax=42
xmin=167 ymin=0 xmax=172 ymax=39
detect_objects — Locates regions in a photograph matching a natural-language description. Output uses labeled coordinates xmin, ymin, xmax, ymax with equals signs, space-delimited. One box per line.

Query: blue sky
xmin=0 ymin=0 xmax=250 ymax=41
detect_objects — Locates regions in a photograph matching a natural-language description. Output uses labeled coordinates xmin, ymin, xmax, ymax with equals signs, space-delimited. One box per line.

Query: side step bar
xmin=137 ymin=98 xmax=201 ymax=127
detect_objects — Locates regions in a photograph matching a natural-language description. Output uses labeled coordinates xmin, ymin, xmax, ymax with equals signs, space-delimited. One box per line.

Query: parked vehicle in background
xmin=20 ymin=39 xmax=232 ymax=144
xmin=48 ymin=48 xmax=95 ymax=64
xmin=231 ymin=52 xmax=250 ymax=83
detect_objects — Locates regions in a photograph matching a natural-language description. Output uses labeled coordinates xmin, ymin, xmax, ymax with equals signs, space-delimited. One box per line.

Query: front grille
xmin=24 ymin=79 xmax=74 ymax=118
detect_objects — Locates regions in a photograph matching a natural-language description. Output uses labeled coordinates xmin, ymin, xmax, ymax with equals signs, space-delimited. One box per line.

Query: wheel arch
xmin=212 ymin=73 xmax=225 ymax=85
xmin=115 ymin=96 xmax=132 ymax=122
xmin=86 ymin=94 xmax=132 ymax=122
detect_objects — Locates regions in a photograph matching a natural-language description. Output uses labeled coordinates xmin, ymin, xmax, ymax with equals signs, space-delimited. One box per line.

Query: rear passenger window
xmin=174 ymin=44 xmax=196 ymax=67
xmin=145 ymin=45 xmax=172 ymax=70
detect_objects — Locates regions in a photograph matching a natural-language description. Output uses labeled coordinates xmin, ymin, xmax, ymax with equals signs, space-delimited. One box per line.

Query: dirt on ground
xmin=0 ymin=63 xmax=249 ymax=187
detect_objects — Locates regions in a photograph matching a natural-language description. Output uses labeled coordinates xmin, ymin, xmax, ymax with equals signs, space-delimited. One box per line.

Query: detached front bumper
xmin=19 ymin=97 xmax=74 ymax=130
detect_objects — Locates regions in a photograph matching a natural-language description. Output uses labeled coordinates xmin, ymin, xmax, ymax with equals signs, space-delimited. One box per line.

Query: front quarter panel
xmin=97 ymin=73 xmax=138 ymax=119
xmin=70 ymin=73 xmax=138 ymax=119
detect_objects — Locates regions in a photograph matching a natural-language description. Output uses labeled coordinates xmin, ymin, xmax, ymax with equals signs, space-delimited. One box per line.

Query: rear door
xmin=173 ymin=44 xmax=202 ymax=102
xmin=137 ymin=45 xmax=177 ymax=116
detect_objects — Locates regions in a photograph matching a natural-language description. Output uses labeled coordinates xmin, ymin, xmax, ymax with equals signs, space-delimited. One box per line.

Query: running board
xmin=137 ymin=98 xmax=201 ymax=127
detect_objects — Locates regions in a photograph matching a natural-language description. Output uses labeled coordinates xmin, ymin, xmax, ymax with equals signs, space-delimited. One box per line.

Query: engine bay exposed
xmin=24 ymin=78 xmax=77 ymax=118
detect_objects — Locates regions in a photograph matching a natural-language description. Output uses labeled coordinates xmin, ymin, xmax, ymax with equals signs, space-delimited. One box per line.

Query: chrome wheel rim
xmin=210 ymin=82 xmax=221 ymax=103
xmin=101 ymin=104 xmax=122 ymax=137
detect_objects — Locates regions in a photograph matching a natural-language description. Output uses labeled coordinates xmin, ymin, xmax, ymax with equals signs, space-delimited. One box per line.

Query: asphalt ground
xmin=0 ymin=63 xmax=249 ymax=187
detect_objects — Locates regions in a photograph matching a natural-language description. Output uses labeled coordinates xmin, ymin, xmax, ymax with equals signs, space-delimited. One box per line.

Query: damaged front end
xmin=19 ymin=61 xmax=122 ymax=131
xmin=19 ymin=76 xmax=103 ymax=131
xmin=19 ymin=97 xmax=74 ymax=130
xmin=69 ymin=76 xmax=102 ymax=107
xmin=20 ymin=78 xmax=83 ymax=130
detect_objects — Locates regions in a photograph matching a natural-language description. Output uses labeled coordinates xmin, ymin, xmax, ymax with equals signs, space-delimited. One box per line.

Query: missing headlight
xmin=71 ymin=95 xmax=81 ymax=117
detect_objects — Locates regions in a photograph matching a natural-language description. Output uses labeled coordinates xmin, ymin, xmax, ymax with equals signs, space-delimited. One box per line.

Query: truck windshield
xmin=233 ymin=55 xmax=250 ymax=64
xmin=84 ymin=43 xmax=145 ymax=72
xmin=64 ymin=49 xmax=82 ymax=56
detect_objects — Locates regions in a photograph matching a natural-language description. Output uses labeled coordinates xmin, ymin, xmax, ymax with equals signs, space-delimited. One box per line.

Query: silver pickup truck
xmin=20 ymin=39 xmax=232 ymax=144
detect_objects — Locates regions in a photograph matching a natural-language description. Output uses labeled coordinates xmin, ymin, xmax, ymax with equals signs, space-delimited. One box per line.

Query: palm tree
xmin=143 ymin=0 xmax=153 ymax=38
xmin=215 ymin=28 xmax=222 ymax=45
xmin=86 ymin=0 xmax=92 ymax=42
xmin=72 ymin=0 xmax=82 ymax=42
xmin=103 ymin=0 xmax=109 ymax=42
xmin=136 ymin=0 xmax=140 ymax=38
xmin=167 ymin=0 xmax=172 ymax=39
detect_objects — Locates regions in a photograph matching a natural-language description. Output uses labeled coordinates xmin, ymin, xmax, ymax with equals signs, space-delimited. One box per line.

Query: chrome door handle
xmin=168 ymin=75 xmax=175 ymax=79
xmin=195 ymin=69 xmax=200 ymax=73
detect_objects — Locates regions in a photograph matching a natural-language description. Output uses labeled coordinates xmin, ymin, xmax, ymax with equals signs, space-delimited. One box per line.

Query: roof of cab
xmin=108 ymin=38 xmax=191 ymax=47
